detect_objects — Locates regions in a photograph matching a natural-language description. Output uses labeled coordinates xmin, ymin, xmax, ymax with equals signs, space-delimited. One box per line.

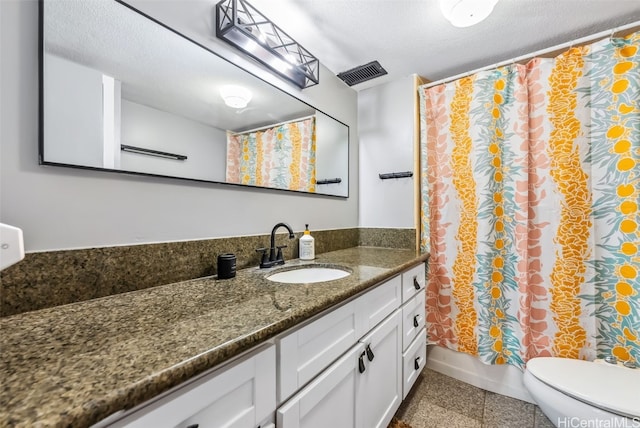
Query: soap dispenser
xmin=299 ymin=224 xmax=315 ymax=260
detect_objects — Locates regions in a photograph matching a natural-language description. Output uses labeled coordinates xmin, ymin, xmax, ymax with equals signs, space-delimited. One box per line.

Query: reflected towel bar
xmin=121 ymin=145 xmax=187 ymax=161
xmin=379 ymin=171 xmax=413 ymax=179
xmin=316 ymin=178 xmax=342 ymax=185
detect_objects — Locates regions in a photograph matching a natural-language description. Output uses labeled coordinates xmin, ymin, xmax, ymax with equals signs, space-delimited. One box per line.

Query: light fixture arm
xmin=216 ymin=0 xmax=320 ymax=89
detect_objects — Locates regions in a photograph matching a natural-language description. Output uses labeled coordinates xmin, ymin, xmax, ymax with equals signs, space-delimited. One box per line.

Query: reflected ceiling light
xmin=216 ymin=0 xmax=319 ymax=89
xmin=220 ymin=85 xmax=253 ymax=108
xmin=439 ymin=0 xmax=499 ymax=27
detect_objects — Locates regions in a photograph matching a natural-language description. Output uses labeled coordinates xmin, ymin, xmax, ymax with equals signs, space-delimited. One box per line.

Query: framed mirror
xmin=39 ymin=0 xmax=349 ymax=197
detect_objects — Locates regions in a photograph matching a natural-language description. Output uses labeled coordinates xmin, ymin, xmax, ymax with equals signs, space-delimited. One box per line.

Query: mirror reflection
xmin=40 ymin=0 xmax=349 ymax=197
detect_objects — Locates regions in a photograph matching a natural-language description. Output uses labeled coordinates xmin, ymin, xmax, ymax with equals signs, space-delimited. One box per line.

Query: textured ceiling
xmin=249 ymin=0 xmax=640 ymax=90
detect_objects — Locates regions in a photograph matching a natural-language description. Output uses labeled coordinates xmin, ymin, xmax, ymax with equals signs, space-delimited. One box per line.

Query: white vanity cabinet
xmin=105 ymin=344 xmax=276 ymax=428
xmin=277 ymin=310 xmax=402 ymax=428
xmin=400 ymin=263 xmax=427 ymax=398
xmin=277 ymin=275 xmax=401 ymax=404
xmin=277 ymin=262 xmax=425 ymax=428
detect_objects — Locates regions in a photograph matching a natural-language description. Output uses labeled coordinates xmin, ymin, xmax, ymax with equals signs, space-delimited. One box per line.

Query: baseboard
xmin=425 ymin=345 xmax=535 ymax=403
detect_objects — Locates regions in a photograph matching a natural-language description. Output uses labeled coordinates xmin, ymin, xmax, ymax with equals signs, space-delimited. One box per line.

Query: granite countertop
xmin=0 ymin=246 xmax=428 ymax=427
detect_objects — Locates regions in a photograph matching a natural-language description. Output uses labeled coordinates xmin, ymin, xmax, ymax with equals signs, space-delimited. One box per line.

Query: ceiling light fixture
xmin=220 ymin=85 xmax=253 ymax=108
xmin=216 ymin=0 xmax=319 ymax=89
xmin=439 ymin=0 xmax=499 ymax=28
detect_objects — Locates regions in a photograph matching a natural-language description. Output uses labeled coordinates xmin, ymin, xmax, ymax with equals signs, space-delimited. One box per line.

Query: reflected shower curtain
xmin=226 ymin=117 xmax=316 ymax=192
xmin=420 ymin=32 xmax=639 ymax=368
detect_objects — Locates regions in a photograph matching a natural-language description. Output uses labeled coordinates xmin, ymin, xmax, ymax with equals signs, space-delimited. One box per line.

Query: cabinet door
xmin=277 ymin=343 xmax=365 ymax=428
xmin=357 ymin=309 xmax=402 ymax=428
xmin=401 ymin=290 xmax=426 ymax=352
xmin=109 ymin=344 xmax=275 ymax=428
xmin=401 ymin=263 xmax=426 ymax=304
xmin=278 ymin=300 xmax=362 ymax=403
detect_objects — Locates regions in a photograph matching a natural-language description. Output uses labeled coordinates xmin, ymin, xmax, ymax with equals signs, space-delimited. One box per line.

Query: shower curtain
xmin=226 ymin=116 xmax=317 ymax=192
xmin=420 ymin=31 xmax=639 ymax=368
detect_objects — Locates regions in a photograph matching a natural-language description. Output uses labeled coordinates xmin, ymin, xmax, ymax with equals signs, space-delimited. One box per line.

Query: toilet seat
xmin=526 ymin=357 xmax=640 ymax=419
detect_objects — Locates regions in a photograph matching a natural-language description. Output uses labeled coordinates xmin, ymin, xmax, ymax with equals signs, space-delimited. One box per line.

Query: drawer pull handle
xmin=413 ymin=276 xmax=421 ymax=290
xmin=414 ymin=357 xmax=421 ymax=371
xmin=366 ymin=344 xmax=375 ymax=361
xmin=413 ymin=314 xmax=421 ymax=328
xmin=186 ymin=425 xmax=199 ymax=428
xmin=358 ymin=352 xmax=367 ymax=373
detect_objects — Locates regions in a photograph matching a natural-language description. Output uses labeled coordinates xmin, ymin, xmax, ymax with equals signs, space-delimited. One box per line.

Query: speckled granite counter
xmin=0 ymin=246 xmax=428 ymax=427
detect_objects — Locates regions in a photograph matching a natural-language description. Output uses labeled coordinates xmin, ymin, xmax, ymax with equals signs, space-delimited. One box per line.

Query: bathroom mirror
xmin=39 ymin=0 xmax=349 ymax=197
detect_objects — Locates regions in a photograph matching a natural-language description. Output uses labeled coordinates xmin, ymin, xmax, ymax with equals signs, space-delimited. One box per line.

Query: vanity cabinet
xmin=105 ymin=344 xmax=276 ymax=428
xmin=277 ymin=310 xmax=402 ymax=428
xmin=277 ymin=263 xmax=424 ymax=428
xmin=400 ymin=263 xmax=427 ymax=398
xmin=277 ymin=275 xmax=401 ymax=404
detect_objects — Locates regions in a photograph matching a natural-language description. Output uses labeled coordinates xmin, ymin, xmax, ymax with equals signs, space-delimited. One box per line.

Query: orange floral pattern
xmin=546 ymin=47 xmax=590 ymax=358
xmin=450 ymin=76 xmax=479 ymax=356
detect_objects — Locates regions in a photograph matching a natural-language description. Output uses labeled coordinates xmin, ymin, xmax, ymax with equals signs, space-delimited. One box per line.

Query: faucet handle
xmin=256 ymin=247 xmax=269 ymax=264
xmin=276 ymin=245 xmax=287 ymax=262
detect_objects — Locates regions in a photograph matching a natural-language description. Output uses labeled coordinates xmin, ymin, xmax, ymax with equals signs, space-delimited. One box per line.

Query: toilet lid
xmin=526 ymin=357 xmax=640 ymax=418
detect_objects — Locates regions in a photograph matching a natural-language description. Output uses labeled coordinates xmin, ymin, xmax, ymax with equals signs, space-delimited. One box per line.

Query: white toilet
xmin=524 ymin=357 xmax=640 ymax=427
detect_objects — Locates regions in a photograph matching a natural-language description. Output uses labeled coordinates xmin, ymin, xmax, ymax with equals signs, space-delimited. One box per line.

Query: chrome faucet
xmin=256 ymin=222 xmax=295 ymax=268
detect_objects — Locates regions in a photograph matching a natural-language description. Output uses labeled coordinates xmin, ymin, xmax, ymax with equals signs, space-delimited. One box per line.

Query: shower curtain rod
xmin=422 ymin=20 xmax=640 ymax=89
xmin=230 ymin=114 xmax=315 ymax=135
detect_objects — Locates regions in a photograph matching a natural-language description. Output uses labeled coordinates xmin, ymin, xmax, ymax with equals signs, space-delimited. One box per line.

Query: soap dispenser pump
xmin=299 ymin=224 xmax=315 ymax=260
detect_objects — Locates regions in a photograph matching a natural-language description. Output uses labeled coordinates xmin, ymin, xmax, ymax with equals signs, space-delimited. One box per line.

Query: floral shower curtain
xmin=226 ymin=116 xmax=316 ymax=192
xmin=420 ymin=32 xmax=639 ymax=368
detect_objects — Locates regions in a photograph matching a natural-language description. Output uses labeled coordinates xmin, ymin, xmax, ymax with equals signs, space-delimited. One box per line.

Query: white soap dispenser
xmin=299 ymin=224 xmax=315 ymax=260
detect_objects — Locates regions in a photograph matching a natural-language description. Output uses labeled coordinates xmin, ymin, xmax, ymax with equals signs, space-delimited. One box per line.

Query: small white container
xmin=299 ymin=224 xmax=315 ymax=260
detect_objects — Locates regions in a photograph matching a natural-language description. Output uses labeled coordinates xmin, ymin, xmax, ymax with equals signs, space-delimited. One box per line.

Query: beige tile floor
xmin=393 ymin=368 xmax=555 ymax=428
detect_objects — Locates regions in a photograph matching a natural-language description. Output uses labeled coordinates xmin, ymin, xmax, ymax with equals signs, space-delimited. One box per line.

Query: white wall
xmin=315 ymin=112 xmax=349 ymax=197
xmin=43 ymin=53 xmax=104 ymax=168
xmin=120 ymin=100 xmax=227 ymax=182
xmin=358 ymin=75 xmax=415 ymax=228
xmin=0 ymin=0 xmax=358 ymax=252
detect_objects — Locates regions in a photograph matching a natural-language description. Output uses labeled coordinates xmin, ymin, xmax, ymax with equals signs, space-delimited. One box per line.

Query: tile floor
xmin=393 ymin=368 xmax=555 ymax=428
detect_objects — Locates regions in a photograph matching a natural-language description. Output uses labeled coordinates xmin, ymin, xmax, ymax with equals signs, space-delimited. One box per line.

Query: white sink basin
xmin=266 ymin=266 xmax=351 ymax=284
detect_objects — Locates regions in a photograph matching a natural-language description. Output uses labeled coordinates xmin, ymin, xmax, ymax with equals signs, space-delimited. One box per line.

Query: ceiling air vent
xmin=337 ymin=60 xmax=388 ymax=86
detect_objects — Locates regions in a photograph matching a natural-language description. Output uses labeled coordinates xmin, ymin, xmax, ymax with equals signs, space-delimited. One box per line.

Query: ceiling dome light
xmin=440 ymin=0 xmax=499 ymax=28
xmin=220 ymin=85 xmax=253 ymax=109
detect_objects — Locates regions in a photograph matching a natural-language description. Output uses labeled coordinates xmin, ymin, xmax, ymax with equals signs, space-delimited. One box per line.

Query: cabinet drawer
xmin=108 ymin=344 xmax=276 ymax=428
xmin=402 ymin=328 xmax=426 ymax=399
xmin=278 ymin=300 xmax=362 ymax=404
xmin=356 ymin=275 xmax=401 ymax=333
xmin=401 ymin=263 xmax=426 ymax=303
xmin=401 ymin=290 xmax=426 ymax=352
